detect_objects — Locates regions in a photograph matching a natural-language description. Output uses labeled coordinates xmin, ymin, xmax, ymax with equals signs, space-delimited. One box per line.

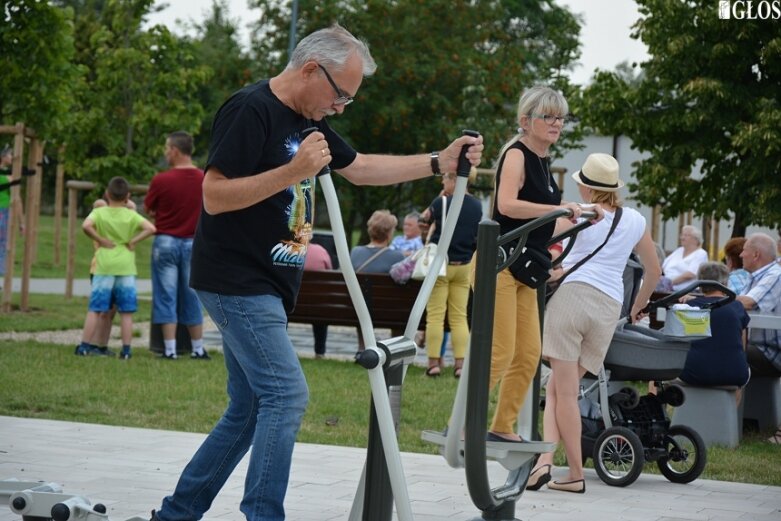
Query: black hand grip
xmin=456 ymin=129 xmax=480 ymax=177
xmin=301 ymin=126 xmax=330 ymax=177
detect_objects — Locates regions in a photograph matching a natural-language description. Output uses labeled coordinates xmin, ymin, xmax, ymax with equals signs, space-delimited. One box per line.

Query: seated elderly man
xmin=736 ymin=232 xmax=781 ymax=377
xmin=738 ymin=233 xmax=781 ymax=445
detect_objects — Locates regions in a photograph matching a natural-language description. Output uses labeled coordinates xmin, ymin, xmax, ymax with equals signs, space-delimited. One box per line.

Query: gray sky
xmin=146 ymin=0 xmax=649 ymax=86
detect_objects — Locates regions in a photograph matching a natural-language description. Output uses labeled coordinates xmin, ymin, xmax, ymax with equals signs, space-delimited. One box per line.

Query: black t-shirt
xmin=190 ymin=80 xmax=357 ymax=312
xmin=429 ymin=193 xmax=483 ymax=263
xmin=492 ymin=140 xmax=561 ymax=250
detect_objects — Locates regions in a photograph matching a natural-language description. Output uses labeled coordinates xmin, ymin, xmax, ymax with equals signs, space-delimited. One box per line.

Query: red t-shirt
xmin=144 ymin=167 xmax=204 ymax=238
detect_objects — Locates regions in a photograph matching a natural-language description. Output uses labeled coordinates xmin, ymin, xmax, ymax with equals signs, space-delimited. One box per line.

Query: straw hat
xmin=571 ymin=153 xmax=624 ymax=192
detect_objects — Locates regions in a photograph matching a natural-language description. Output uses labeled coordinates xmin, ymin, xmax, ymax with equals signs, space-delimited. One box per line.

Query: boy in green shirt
xmin=76 ymin=177 xmax=156 ymax=359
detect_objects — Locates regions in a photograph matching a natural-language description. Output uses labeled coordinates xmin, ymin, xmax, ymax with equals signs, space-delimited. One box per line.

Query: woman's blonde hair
xmin=494 ymin=86 xmax=569 ymax=167
xmin=366 ymin=210 xmax=398 ymax=243
xmin=589 ymin=190 xmax=622 ymax=208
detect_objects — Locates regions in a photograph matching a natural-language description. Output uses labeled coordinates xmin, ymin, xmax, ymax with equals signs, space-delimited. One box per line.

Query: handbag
xmin=508 ymin=244 xmax=552 ymax=289
xmin=411 ymin=196 xmax=448 ymax=281
xmin=389 ymin=255 xmax=416 ymax=285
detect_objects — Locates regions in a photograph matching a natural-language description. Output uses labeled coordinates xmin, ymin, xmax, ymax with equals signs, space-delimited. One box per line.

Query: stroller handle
xmin=641 ymin=280 xmax=736 ymax=314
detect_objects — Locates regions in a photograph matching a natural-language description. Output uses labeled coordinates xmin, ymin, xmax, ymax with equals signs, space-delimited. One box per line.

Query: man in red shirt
xmin=144 ymin=131 xmax=206 ymax=360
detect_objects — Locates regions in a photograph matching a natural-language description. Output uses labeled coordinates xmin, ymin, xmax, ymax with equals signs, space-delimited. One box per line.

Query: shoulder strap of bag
xmin=558 ymin=206 xmax=623 ymax=285
xmin=356 ymin=246 xmax=389 ymax=273
xmin=425 ymin=196 xmax=447 ymax=244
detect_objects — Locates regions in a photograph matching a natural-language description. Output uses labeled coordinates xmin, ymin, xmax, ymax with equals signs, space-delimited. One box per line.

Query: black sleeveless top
xmin=492 ymin=140 xmax=561 ymax=250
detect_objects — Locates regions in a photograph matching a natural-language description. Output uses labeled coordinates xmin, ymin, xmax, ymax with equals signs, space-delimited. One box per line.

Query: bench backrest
xmin=289 ymin=270 xmax=425 ymax=330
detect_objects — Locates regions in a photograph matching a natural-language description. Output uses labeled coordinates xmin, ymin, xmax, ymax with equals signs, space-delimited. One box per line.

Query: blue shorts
xmin=89 ymin=275 xmax=137 ymax=313
xmin=151 ymin=235 xmax=203 ymax=325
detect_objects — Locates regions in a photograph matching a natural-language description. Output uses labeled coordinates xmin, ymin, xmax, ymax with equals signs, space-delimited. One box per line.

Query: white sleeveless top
xmin=561 ymin=207 xmax=647 ymax=304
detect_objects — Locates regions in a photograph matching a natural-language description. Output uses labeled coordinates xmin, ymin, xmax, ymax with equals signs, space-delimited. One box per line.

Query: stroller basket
xmin=604 ymin=323 xmax=690 ymax=381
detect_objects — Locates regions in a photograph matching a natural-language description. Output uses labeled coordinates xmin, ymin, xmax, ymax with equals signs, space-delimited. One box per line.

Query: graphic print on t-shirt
xmin=270 ymin=129 xmax=314 ymax=270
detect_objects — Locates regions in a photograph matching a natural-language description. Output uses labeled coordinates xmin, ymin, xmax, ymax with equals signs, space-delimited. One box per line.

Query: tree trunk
xmin=732 ymin=210 xmax=747 ymax=238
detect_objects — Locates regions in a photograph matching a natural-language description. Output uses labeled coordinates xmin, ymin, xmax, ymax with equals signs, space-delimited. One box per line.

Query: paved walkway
xmin=3 ymin=279 xmax=781 ymax=520
xmin=1 ymin=416 xmax=779 ymax=521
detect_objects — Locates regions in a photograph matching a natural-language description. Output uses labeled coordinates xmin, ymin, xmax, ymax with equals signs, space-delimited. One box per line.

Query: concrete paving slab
xmin=1 ymin=417 xmax=779 ymax=521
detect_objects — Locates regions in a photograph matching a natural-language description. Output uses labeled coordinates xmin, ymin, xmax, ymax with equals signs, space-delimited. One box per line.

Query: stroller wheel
xmin=593 ymin=426 xmax=645 ymax=487
xmin=658 ymin=384 xmax=685 ymax=407
xmin=656 ymin=425 xmax=707 ymax=484
xmin=613 ymin=387 xmax=641 ymax=409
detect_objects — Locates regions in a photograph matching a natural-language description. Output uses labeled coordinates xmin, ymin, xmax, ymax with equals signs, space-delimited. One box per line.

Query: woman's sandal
xmin=525 ymin=464 xmax=552 ymax=491
xmin=453 ymin=366 xmax=463 ymax=379
xmin=547 ymin=478 xmax=586 ymax=494
xmin=768 ymin=427 xmax=781 ymax=445
xmin=425 ymin=366 xmax=441 ymax=377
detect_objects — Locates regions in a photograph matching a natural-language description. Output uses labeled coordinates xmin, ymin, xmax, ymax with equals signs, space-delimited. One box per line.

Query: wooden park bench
xmin=288 ymin=269 xmax=425 ymax=331
xmin=151 ymin=269 xmax=427 ymax=353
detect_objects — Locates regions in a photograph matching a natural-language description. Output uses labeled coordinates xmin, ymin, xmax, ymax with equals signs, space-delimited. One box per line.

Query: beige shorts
xmin=543 ymin=282 xmax=622 ymax=375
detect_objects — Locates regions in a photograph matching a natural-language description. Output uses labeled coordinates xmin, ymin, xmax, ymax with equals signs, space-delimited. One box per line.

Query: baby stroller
xmin=573 ymin=268 xmax=735 ymax=487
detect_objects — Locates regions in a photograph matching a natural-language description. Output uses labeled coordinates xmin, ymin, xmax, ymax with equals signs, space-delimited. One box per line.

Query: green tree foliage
xmin=57 ymin=0 xmax=212 ymax=189
xmin=579 ymin=0 xmax=781 ymax=235
xmin=0 ymin=0 xmax=81 ymax=137
xmin=248 ymin=0 xmax=582 ymax=242
xmin=186 ymin=0 xmax=254 ymax=163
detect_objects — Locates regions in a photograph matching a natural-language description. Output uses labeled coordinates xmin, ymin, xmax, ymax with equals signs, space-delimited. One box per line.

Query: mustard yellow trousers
xmin=425 ymin=263 xmax=471 ymax=360
xmin=488 ymin=268 xmax=541 ymax=434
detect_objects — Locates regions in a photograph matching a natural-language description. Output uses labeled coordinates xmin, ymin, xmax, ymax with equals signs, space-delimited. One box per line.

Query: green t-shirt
xmin=86 ymin=206 xmax=147 ymax=276
xmin=0 ymin=174 xmax=10 ymax=209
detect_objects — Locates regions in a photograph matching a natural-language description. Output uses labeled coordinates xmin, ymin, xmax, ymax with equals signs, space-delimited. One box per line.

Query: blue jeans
xmin=151 ymin=235 xmax=203 ymax=325
xmin=158 ymin=292 xmax=309 ymax=521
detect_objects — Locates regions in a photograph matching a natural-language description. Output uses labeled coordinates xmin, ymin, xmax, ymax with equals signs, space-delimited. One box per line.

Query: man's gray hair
xmin=746 ymin=232 xmax=777 ymax=262
xmin=288 ymin=24 xmax=376 ymax=76
xmin=697 ymin=261 xmax=729 ymax=286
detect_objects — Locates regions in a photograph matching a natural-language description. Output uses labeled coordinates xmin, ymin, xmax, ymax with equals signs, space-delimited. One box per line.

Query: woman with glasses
xmin=483 ymin=86 xmax=591 ymax=445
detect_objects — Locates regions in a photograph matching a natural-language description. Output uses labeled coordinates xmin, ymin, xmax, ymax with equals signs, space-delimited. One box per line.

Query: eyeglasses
xmin=318 ymin=64 xmax=354 ymax=106
xmin=531 ymin=113 xmax=569 ymax=125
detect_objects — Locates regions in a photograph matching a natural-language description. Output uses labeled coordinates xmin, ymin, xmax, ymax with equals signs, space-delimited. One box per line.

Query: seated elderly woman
xmin=723 ymin=236 xmax=751 ymax=295
xmin=657 ymin=225 xmax=709 ymax=292
xmin=350 ymin=209 xmax=405 ymax=273
xmin=350 ymin=210 xmax=406 ymax=351
xmin=678 ymin=261 xmax=750 ymax=404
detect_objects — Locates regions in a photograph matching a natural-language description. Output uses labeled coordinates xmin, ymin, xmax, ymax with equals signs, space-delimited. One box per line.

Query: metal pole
xmin=288 ymin=0 xmax=298 ymax=61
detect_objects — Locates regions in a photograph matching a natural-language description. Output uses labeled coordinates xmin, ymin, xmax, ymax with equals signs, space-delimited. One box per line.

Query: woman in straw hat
xmin=526 ymin=153 xmax=661 ymax=494
xmin=484 ymin=86 xmax=597 ymax=446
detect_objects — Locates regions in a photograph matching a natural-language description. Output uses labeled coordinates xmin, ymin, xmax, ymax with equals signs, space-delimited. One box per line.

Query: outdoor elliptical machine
xmin=310 ymin=127 xmax=480 ymax=521
xmin=1 ymin=129 xmax=478 ymax=521
xmin=423 ymin=206 xmax=597 ymax=521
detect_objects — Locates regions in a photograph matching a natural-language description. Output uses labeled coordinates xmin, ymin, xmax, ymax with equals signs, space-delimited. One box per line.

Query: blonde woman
xmin=485 ymin=86 xmax=592 ymax=443
xmin=528 ymin=153 xmax=661 ymax=494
